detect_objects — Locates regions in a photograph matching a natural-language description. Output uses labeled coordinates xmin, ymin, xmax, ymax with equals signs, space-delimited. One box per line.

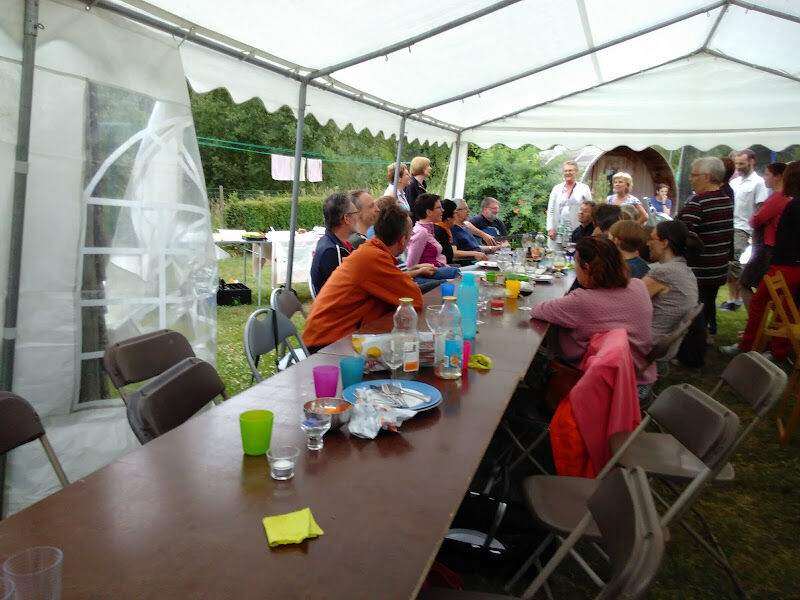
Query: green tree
xmin=464 ymin=144 xmax=559 ymax=234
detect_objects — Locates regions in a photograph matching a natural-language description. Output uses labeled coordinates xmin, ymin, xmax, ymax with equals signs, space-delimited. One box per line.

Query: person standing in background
xmin=722 ymin=149 xmax=768 ymax=311
xmin=384 ymin=163 xmax=410 ymax=212
xmin=547 ymin=160 xmax=593 ymax=248
xmin=677 ymin=157 xmax=734 ymax=341
xmin=405 ymin=156 xmax=431 ymax=220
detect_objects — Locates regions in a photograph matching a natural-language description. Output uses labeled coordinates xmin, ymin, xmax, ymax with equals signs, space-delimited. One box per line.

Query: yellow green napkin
xmin=468 ymin=354 xmax=492 ymax=370
xmin=262 ymin=507 xmax=324 ymax=547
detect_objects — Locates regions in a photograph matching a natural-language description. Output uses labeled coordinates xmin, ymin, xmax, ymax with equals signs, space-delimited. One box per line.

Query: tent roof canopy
xmin=96 ymin=0 xmax=800 ymax=150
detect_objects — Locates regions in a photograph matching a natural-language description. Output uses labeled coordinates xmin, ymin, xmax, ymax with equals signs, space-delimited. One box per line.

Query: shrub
xmin=223 ymin=194 xmax=325 ymax=231
xmin=464 ymin=145 xmax=559 ymax=235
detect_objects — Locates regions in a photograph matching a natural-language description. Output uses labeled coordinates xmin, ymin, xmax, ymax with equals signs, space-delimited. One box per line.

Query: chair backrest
xmin=270 ymin=286 xmax=306 ymax=320
xmin=103 ymin=330 xmax=195 ymax=402
xmin=764 ymin=270 xmax=800 ymax=326
xmin=244 ymin=308 xmax=308 ymax=382
xmin=591 ymin=467 xmax=666 ymax=600
xmin=712 ymin=351 xmax=787 ymax=418
xmin=647 ymin=302 xmax=704 ymax=364
xmin=648 ymin=383 xmax=740 ymax=470
xmin=0 ymin=392 xmax=69 ymax=489
xmin=126 ymin=357 xmax=226 ymax=444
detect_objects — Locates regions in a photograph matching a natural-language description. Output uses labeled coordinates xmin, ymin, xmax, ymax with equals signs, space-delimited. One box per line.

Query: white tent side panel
xmin=1 ymin=0 xmax=217 ymax=517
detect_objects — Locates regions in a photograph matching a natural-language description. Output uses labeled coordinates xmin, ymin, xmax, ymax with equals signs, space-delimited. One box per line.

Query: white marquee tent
xmin=2 ymin=0 xmax=799 ymax=514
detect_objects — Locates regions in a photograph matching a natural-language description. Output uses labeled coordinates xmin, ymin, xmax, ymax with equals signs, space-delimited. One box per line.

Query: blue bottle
xmin=456 ymin=272 xmax=479 ymax=340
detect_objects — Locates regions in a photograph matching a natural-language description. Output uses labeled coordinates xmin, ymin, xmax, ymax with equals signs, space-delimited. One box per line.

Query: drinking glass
xmin=267 ymin=445 xmax=299 ymax=480
xmin=518 ymin=281 xmax=534 ymax=308
xmin=553 ymin=251 xmax=567 ymax=277
xmin=3 ymin=546 xmax=62 ymax=600
xmin=0 ymin=577 xmax=13 ymax=600
xmin=384 ymin=338 xmax=403 ymax=380
xmin=301 ymin=404 xmax=332 ymax=450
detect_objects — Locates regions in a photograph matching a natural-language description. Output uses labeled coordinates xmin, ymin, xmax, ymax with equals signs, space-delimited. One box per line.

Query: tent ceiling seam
xmin=704 ymin=49 xmax=800 ymax=85
xmin=407 ymin=0 xmax=727 ymax=114
xmin=702 ymin=2 xmax=728 ymax=48
xmin=728 ymin=0 xmax=800 ymax=26
xmin=478 ymin=126 xmax=800 ymax=133
xmin=460 ymin=50 xmax=701 ymax=132
xmin=307 ymin=0 xmax=524 ymax=79
xmin=575 ymin=0 xmax=603 ymax=83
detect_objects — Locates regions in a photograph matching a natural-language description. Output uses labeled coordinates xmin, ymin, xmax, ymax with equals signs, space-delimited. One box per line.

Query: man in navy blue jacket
xmin=310 ymin=193 xmax=357 ymax=294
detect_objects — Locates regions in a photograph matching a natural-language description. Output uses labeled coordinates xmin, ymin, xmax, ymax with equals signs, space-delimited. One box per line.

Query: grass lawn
xmin=215 ymin=254 xmax=800 ymax=598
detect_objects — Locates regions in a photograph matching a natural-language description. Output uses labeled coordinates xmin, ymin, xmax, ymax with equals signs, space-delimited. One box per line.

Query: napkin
xmin=347 ymin=389 xmax=418 ymax=438
xmin=469 ymin=354 xmax=492 ymax=370
xmin=262 ymin=507 xmax=324 ymax=547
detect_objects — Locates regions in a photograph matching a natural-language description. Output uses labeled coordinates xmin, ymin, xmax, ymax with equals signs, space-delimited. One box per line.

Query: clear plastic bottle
xmin=456 ymin=272 xmax=479 ymax=340
xmin=435 ymin=297 xmax=463 ymax=380
xmin=392 ymin=298 xmax=419 ymax=375
xmin=533 ymin=231 xmax=546 ymax=261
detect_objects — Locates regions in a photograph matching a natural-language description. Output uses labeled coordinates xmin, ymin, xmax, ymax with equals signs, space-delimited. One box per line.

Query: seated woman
xmin=530 ymin=236 xmax=656 ymax=387
xmin=609 ymin=220 xmax=650 ymax=278
xmin=433 ymin=199 xmax=457 ymax=265
xmin=643 ymin=221 xmax=702 ymax=341
xmin=406 ymin=193 xmax=460 ymax=280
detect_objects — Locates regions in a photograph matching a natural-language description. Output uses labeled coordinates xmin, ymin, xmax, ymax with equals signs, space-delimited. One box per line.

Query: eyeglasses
xmin=345 ymin=211 xmax=359 ymax=217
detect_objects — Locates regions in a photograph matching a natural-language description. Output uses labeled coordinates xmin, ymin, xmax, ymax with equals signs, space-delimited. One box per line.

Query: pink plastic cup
xmin=313 ymin=365 xmax=340 ymax=398
xmin=463 ymin=340 xmax=471 ymax=371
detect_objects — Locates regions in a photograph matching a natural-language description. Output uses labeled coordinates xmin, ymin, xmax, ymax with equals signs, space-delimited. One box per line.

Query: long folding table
xmin=0 ymin=274 xmax=573 ymax=599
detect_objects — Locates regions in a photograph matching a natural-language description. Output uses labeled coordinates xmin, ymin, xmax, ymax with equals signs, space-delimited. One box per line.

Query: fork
xmin=379 ymin=384 xmax=407 ymax=408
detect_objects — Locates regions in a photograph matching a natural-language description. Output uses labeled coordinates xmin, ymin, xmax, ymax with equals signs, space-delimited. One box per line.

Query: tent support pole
xmin=285 ymin=82 xmax=307 ymax=292
xmin=1 ymin=0 xmax=40 ymax=517
xmin=392 ymin=116 xmax=407 ymax=195
xmin=450 ymin=133 xmax=462 ymax=198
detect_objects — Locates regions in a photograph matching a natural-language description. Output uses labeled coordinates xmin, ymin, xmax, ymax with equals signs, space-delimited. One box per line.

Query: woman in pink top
xmin=740 ymin=162 xmax=790 ymax=309
xmin=406 ymin=193 xmax=460 ymax=280
xmin=530 ymin=236 xmax=656 ymax=385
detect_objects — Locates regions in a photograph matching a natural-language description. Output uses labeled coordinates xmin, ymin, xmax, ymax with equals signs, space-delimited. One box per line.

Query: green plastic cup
xmin=239 ymin=410 xmax=274 ymax=456
xmin=485 ymin=271 xmax=496 ymax=282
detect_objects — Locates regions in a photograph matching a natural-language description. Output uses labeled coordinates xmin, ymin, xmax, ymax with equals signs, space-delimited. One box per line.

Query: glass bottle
xmin=392 ymin=298 xmax=419 ymax=375
xmin=533 ymin=231 xmax=546 ymax=261
xmin=435 ymin=297 xmax=463 ymax=380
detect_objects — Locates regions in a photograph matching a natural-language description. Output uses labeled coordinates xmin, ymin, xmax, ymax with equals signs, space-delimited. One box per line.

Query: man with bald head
xmin=348 ymin=190 xmax=379 ymax=250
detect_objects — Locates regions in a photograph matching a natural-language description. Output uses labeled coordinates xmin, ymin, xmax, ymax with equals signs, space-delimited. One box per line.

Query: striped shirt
xmin=677 ymin=190 xmax=734 ymax=287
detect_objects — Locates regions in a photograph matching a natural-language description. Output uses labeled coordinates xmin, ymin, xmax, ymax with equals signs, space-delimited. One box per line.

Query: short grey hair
xmin=322 ymin=192 xmax=353 ymax=229
xmin=348 ymin=190 xmax=368 ymax=210
xmin=563 ymin=160 xmax=578 ymax=169
xmin=453 ymin=198 xmax=468 ymax=209
xmin=481 ymin=197 xmax=499 ymax=210
xmin=692 ymin=157 xmax=726 ymax=184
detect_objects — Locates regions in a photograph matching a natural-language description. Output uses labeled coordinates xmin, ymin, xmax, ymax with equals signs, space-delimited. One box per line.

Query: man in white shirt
xmin=546 ymin=160 xmax=593 ymax=249
xmin=722 ymin=149 xmax=768 ymax=311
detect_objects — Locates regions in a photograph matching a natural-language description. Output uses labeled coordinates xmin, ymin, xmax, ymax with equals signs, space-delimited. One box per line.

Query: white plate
xmin=530 ymin=274 xmax=555 ymax=282
xmin=476 ymin=261 xmax=498 ymax=269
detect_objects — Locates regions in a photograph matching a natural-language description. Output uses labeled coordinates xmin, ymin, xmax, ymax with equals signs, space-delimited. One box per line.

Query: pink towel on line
xmin=307 ymin=158 xmax=323 ymax=182
xmin=568 ymin=328 xmax=641 ymax=474
xmin=271 ymin=154 xmax=292 ymax=181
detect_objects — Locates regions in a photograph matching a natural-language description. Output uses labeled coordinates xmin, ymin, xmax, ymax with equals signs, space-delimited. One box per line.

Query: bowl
xmin=304 ymin=398 xmax=353 ymax=431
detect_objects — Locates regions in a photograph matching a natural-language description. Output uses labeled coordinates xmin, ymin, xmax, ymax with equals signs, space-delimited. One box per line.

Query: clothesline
xmin=196 ymin=136 xmax=398 ymax=165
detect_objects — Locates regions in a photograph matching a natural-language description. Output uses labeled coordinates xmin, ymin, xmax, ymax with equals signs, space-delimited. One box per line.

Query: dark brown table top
xmin=0 ymin=271 xmax=573 ymax=599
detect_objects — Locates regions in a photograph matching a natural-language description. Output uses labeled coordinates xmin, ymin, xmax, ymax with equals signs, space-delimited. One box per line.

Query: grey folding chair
xmin=507 ymin=383 xmax=739 ymax=596
xmin=420 ymin=467 xmax=665 ymax=600
xmin=0 ymin=392 xmax=69 ymax=497
xmin=244 ymin=308 xmax=309 ymax=382
xmin=103 ymin=329 xmax=195 ymax=405
xmin=126 ymin=357 xmax=227 ymax=444
xmin=647 ymin=302 xmax=704 ymax=369
xmin=270 ymin=286 xmax=307 ymax=320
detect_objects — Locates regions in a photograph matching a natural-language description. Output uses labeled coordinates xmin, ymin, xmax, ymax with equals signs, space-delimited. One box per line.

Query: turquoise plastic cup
xmin=340 ymin=356 xmax=365 ymax=389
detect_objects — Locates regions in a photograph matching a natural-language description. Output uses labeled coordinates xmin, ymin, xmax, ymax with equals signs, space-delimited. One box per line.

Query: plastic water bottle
xmin=393 ymin=298 xmax=419 ymax=375
xmin=457 ymin=272 xmax=479 ymax=340
xmin=534 ymin=231 xmax=546 ymax=261
xmin=435 ymin=297 xmax=463 ymax=380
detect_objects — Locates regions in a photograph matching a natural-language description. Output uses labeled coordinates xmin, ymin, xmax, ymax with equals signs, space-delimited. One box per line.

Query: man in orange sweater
xmin=303 ymin=204 xmax=424 ymax=352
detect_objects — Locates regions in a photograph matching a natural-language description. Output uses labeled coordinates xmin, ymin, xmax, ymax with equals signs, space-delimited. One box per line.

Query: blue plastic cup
xmin=440 ymin=282 xmax=455 ymax=298
xmin=340 ymin=356 xmax=365 ymax=389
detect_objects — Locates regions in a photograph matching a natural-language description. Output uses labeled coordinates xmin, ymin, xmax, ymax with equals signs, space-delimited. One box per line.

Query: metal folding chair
xmin=0 ymin=392 xmax=69 ymax=498
xmin=244 ymin=308 xmax=309 ymax=382
xmin=126 ymin=357 xmax=227 ymax=444
xmin=103 ymin=329 xmax=196 ymax=406
xmin=421 ymin=467 xmax=666 ymax=600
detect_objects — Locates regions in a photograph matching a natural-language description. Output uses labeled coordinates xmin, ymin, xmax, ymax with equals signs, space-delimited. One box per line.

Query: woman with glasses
xmin=406 ymin=193 xmax=460 ymax=280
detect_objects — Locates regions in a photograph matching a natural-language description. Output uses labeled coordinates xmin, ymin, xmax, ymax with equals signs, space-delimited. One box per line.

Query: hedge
xmin=223 ymin=194 xmax=325 ymax=231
